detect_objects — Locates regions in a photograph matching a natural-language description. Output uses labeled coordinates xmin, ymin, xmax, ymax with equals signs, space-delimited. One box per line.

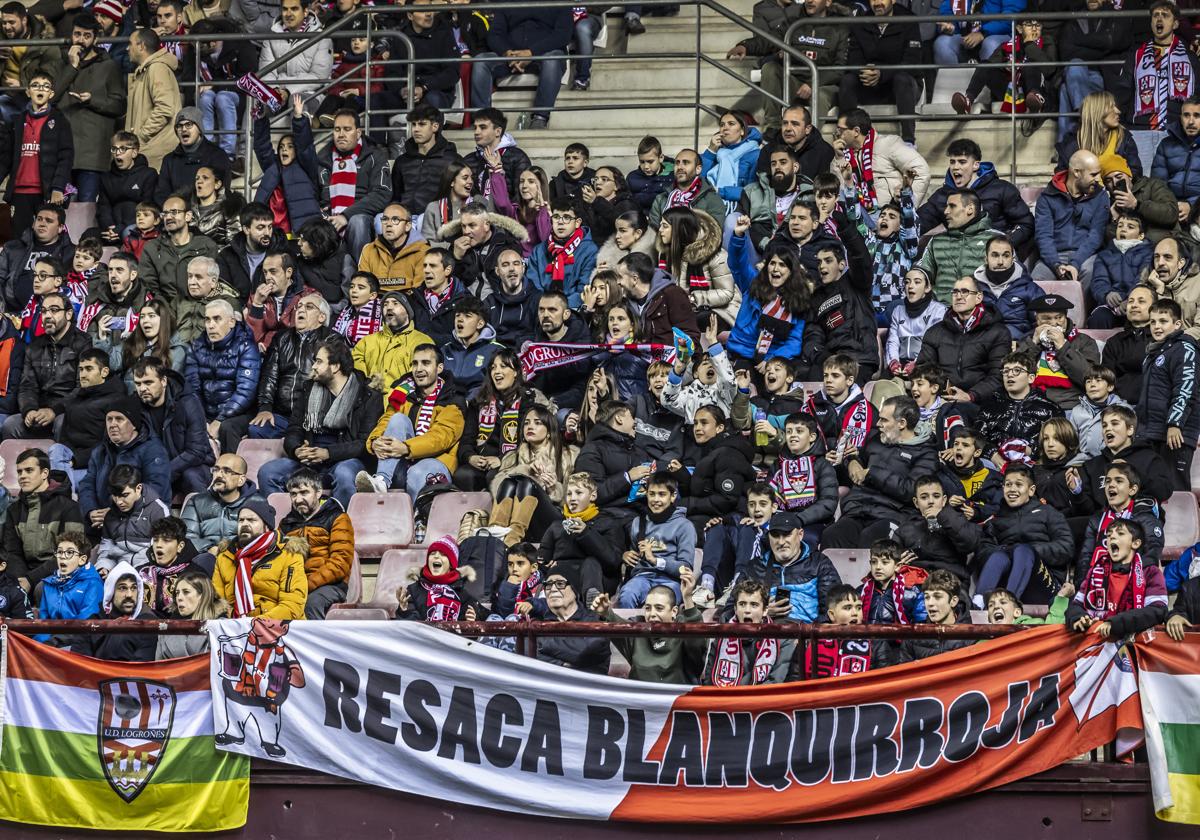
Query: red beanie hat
xmin=427 ymin=536 xmax=460 ymax=570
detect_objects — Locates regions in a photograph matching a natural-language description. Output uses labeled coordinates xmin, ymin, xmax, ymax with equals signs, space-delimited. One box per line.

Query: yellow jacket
xmin=367 ymin=384 xmax=465 ymax=474
xmin=213 ymin=535 xmax=308 ymax=620
xmin=352 ymin=321 xmax=433 ymax=387
xmin=357 ymin=238 xmax=429 ymax=293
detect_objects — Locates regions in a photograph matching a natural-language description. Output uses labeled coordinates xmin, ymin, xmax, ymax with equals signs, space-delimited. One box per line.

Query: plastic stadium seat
xmin=345 ymin=552 xmax=363 ymax=605
xmin=1191 ymin=457 xmax=1200 ymax=506
xmin=1163 ymin=492 xmax=1200 ymax=563
xmin=366 ymin=547 xmax=426 ymax=613
xmin=326 ymin=607 xmax=390 ymax=620
xmin=824 ymin=547 xmax=870 ymax=586
xmin=1034 ymin=281 xmax=1085 ymax=325
xmin=348 ymin=492 xmax=415 ymax=557
xmin=415 ymin=491 xmax=493 ymax=547
xmin=1081 ymin=329 xmax=1121 ymax=354
xmin=66 ymin=201 xmax=96 ymax=242
xmin=0 ymin=439 xmax=55 ymax=494
xmin=1019 ymin=186 xmax=1044 ymax=208
xmin=267 ymin=492 xmax=292 ymax=526
xmin=927 ymin=67 xmax=974 ymax=113
xmin=235 ymin=439 xmax=286 ymax=485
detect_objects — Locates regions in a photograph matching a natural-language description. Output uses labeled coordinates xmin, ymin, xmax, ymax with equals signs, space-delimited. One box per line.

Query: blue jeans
xmin=617 ymin=572 xmax=683 ymax=609
xmin=470 ymin=50 xmax=567 ymax=121
xmin=573 ymin=16 xmax=599 ymax=82
xmin=249 ymin=414 xmax=289 ymax=439
xmin=1058 ymin=62 xmax=1104 ymax=143
xmin=374 ymin=412 xmax=452 ymax=500
xmin=72 ymin=170 xmax=101 ymax=203
xmin=343 ymin=214 xmax=375 ymax=264
xmin=933 ymin=33 xmax=1008 ymax=65
xmin=48 ymin=444 xmax=88 ymax=492
xmin=199 ymin=89 xmax=240 ymax=157
xmin=257 ymin=456 xmax=366 ymax=510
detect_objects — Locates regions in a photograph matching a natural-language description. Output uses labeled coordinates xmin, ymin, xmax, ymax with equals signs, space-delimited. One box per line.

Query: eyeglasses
xmin=542 ymin=580 xmax=570 ymax=592
xmin=380 ymin=216 xmax=411 ymax=224
xmin=28 ymin=83 xmax=52 ymax=91
xmin=1001 ymin=367 xmax=1028 ymax=377
xmin=32 ymin=272 xmax=61 ymax=281
xmin=55 ymin=549 xmax=80 ymax=559
xmin=950 ymin=288 xmax=980 ymax=297
xmin=161 ymin=209 xmax=185 ymax=216
xmin=42 ymin=306 xmax=67 ymax=314
xmin=550 ymin=214 xmax=577 ymax=223
xmin=110 ymin=145 xmax=135 ymax=153
xmin=212 ymin=466 xmax=245 ymax=476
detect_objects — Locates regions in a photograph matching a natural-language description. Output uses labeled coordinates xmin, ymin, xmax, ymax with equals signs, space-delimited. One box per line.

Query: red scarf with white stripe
xmin=710 ymin=621 xmax=779 ymax=686
xmin=333 ymin=297 xmax=382 ymax=345
xmin=667 ymin=176 xmax=702 ymax=209
xmin=755 ymin=295 xmax=792 ymax=356
xmin=1134 ymin=37 xmax=1195 ymax=128
xmin=1088 ymin=501 xmax=1133 ymax=567
xmin=859 ymin=574 xmax=911 ymax=625
xmin=545 ymin=227 xmax=584 ymax=284
xmin=847 ymin=129 xmax=878 ymax=212
xmin=771 ymin=454 xmax=816 ymax=509
xmin=328 ymin=140 xmax=362 ymax=215
xmin=659 ymin=257 xmax=709 ymax=290
xmin=231 ymin=531 xmax=276 ymax=618
xmin=1080 ymin=551 xmax=1146 ymax=620
xmin=389 ymin=376 xmax=444 ymax=434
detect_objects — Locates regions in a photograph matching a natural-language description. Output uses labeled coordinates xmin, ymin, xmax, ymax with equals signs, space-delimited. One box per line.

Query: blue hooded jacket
xmin=1091 ymin=241 xmax=1155 ymax=303
xmin=1152 ymin=120 xmax=1200 ymax=207
xmin=749 ymin=541 xmax=842 ymax=623
xmin=37 ymin=563 xmax=104 ymax=641
xmin=726 ymin=234 xmax=807 ymax=361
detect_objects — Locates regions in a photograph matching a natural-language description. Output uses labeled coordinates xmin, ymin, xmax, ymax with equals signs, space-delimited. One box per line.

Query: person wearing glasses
xmin=527 ymin=199 xmax=598 ymax=309
xmin=358 ymin=203 xmax=430 ymax=294
xmin=916 ymin=276 xmax=1010 ymax=405
xmin=36 ymin=531 xmax=102 ymax=646
xmin=137 ymin=194 xmax=221 ymax=307
xmin=0 ymin=71 xmax=73 ymax=235
xmin=977 ymin=352 xmax=1064 ymax=465
xmin=97 ymin=133 xmax=159 ymax=247
xmin=181 ymin=453 xmax=269 ymax=557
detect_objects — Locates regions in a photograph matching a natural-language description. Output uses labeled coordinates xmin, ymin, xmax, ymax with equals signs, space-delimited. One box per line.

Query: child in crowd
xmin=860 ymin=539 xmax=928 ymax=625
xmin=632 ymin=360 xmax=685 ymax=464
xmin=976 ymin=463 xmax=1074 ymax=607
xmin=731 ymin=357 xmax=810 ymax=462
xmin=1166 ymin=567 xmax=1200 ymax=640
xmin=769 ymin=413 xmax=838 ymax=546
xmin=395 ymin=537 xmax=481 ymax=621
xmin=662 ymin=321 xmax=736 ymax=423
xmin=616 ymin=472 xmax=695 ymax=608
xmin=701 ymin=579 xmax=794 ymax=686
xmin=810 ymin=353 xmax=875 ymax=465
xmin=139 ymin=516 xmax=207 ymax=614
xmin=1068 ymin=519 xmax=1168 ymax=637
xmin=937 ymin=426 xmax=1002 ymax=522
xmin=551 ymin=142 xmax=596 ymax=200
xmin=1069 ymin=365 xmax=1130 ymax=460
xmin=895 ymin=474 xmax=982 ymax=583
xmin=628 ymin=136 xmax=673 ymax=211
xmin=122 ymin=201 xmax=161 ymax=261
xmin=95 ymin=465 xmax=170 ymax=574
xmin=539 ymin=471 xmax=629 ymax=599
xmin=851 ymin=172 xmax=920 ymax=324
xmin=594 ymin=566 xmax=706 ymax=683
xmin=896 ymin=569 xmax=975 ymax=662
xmin=911 ymin=363 xmax=977 ymax=447
xmin=977 ymin=351 xmax=1062 ymax=464
xmin=67 ymin=237 xmax=106 ymax=310
xmin=887 ymin=268 xmax=947 ymax=376
xmin=985 ymin=584 xmax=1072 ymax=626
xmin=695 ymin=481 xmax=777 ymax=607
xmin=1076 ymin=462 xmax=1164 ymax=575
xmin=490 ymin=542 xmax=549 ymax=619
xmin=1088 ymin=211 xmax=1153 ymax=329
xmin=812 ymin=172 xmax=841 ymax=233
xmin=1137 ymin=298 xmax=1200 ymax=490
xmin=39 ymin=532 xmax=103 ymax=640
xmin=799 ymin=584 xmax=874 ymax=679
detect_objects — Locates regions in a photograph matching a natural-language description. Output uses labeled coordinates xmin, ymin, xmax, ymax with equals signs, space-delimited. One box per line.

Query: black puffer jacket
xmin=538 ymin=510 xmax=627 ymax=584
xmin=673 ymin=432 xmax=758 ymax=520
xmin=392 ymin=132 xmax=459 ymax=215
xmin=1075 ymin=497 xmax=1165 ymax=582
xmin=1137 ymin=329 xmax=1200 ymax=442
xmin=980 ymin=498 xmax=1076 ymax=585
xmin=296 ymin=246 xmax=351 ymax=306
xmin=579 ymin=192 xmax=639 ymax=244
xmin=257 ymin=325 xmax=335 ymax=417
xmin=894 ymin=506 xmax=982 ymax=582
xmin=916 ymin=304 xmax=1010 ymax=403
xmin=977 ymin=391 xmax=1064 ymax=452
xmin=536 ymin=605 xmax=610 ymax=675
xmin=58 ymin=375 xmax=126 ymax=469
xmin=97 ymin=154 xmax=159 ymax=234
xmin=143 ymin=371 xmax=214 ymax=480
xmin=841 ymin=430 xmax=941 ymax=521
xmin=0 ymin=477 xmax=85 ymax=584
xmin=806 ymin=213 xmax=878 ymax=375
xmin=574 ymin=423 xmax=650 ymax=510
xmin=1079 ymin=441 xmax=1174 ymax=511
xmin=1102 ymin=324 xmax=1149 ymax=405
xmin=896 ymin=635 xmax=977 ymax=663
xmin=485 ymin=279 xmax=538 ymax=348
xmin=1033 ymin=459 xmax=1094 ymax=519
xmin=17 ymin=327 xmax=96 ymax=416
xmin=218 ymin=230 xmax=297 ymax=299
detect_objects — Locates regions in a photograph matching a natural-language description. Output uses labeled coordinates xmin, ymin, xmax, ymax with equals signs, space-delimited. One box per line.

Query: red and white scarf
xmin=955 ymin=302 xmax=985 ymax=334
xmin=423 ymin=582 xmax=466 ymax=621
xmin=755 ymin=295 xmax=792 ymax=357
xmin=1080 ymin=550 xmax=1146 ymax=620
xmin=18 ymin=296 xmax=47 ymax=341
xmin=710 ymin=624 xmax=779 ymax=686
xmin=231 ymin=531 xmax=275 ymax=618
xmin=666 ymin=176 xmax=702 ymax=209
xmin=333 ymin=297 xmax=382 ymax=345
xmin=328 ymin=139 xmax=362 ymax=216
xmin=424 ymin=280 xmax=455 ymax=316
xmin=1134 ymin=37 xmax=1196 ymax=128
xmin=1088 ymin=502 xmax=1133 ymax=567
xmin=518 ymin=340 xmax=674 ymax=379
xmin=859 ymin=574 xmax=911 ymax=625
xmin=389 ymin=376 xmax=444 ymax=435
xmin=545 ymin=227 xmax=585 ymax=284
xmin=476 ymin=396 xmax=522 ymax=453
xmin=659 ymin=257 xmax=709 ymax=290
xmin=809 ymin=638 xmax=872 ymax=678
xmin=838 ymin=389 xmax=874 ymax=449
xmin=847 ymin=129 xmax=878 ymax=212
xmin=772 ymin=454 xmax=816 ymax=509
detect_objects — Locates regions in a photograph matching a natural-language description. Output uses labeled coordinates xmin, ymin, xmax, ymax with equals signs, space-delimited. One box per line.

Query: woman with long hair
xmin=594 ymin=207 xmax=657 ymax=273
xmin=455 ymin=349 xmax=550 ymax=491
xmin=658 ymin=205 xmax=740 ymax=327
xmin=111 ymin=299 xmax=187 ymax=381
xmin=580 ymin=165 xmax=638 ymax=243
xmin=488 ymin=404 xmax=579 ymax=545
xmin=1033 ymin=417 xmax=1092 ymax=518
xmin=252 ymin=92 xmax=322 ymax=233
xmin=155 ymin=573 xmax=229 ymax=659
xmin=295 ymin=218 xmax=352 ymax=307
xmin=422 ymin=160 xmax=495 ymax=244
xmin=597 ymin=300 xmax=650 ymax=401
xmin=192 ymin=165 xmax=244 ymax=247
xmin=569 ymin=366 xmax=618 ymax=445
xmin=701 ymin=110 xmax=762 ymax=210
xmin=579 ymin=267 xmax=626 ymax=335
xmin=726 ymin=222 xmax=814 ymax=369
xmin=1057 ymin=91 xmax=1142 ymax=176
xmin=492 ymin=166 xmax=551 ymax=255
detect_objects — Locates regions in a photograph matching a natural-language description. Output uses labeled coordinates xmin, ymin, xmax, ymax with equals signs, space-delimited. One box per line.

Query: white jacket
xmin=259 ymin=14 xmax=334 ymax=104
xmin=857 ymin=132 xmax=932 ymax=208
xmin=662 ymin=345 xmax=737 ymax=423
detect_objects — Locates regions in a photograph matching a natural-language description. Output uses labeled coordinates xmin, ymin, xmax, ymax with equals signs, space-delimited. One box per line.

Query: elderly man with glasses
xmin=916 ymin=275 xmax=1013 ymax=406
xmin=358 ymin=203 xmax=430 ymax=293
xmin=181 ymin=453 xmax=270 ymax=558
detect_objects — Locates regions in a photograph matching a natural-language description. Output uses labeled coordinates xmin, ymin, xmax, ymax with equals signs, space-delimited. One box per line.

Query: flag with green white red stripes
xmin=1138 ymin=632 xmax=1200 ymax=824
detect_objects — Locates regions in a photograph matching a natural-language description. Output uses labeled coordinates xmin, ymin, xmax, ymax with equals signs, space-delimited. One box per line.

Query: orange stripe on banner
xmin=1134 ymin=630 xmax=1200 ymax=674
xmin=4 ymin=631 xmax=209 ymax=691
xmin=611 ymin=626 xmax=1142 ymax=823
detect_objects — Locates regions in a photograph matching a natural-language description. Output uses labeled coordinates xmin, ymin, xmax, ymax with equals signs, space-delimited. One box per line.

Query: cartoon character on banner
xmin=215 ymin=618 xmax=305 ymax=758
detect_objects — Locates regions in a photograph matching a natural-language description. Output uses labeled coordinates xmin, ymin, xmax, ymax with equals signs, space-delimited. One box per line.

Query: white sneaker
xmin=693 ymin=586 xmax=715 ymax=607
xmin=485 ymin=525 xmax=512 ymax=539
xmin=354 ymin=470 xmax=387 ymax=494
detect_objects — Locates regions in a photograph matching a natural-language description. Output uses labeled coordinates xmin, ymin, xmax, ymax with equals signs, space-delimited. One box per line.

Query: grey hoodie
xmin=629 ymin=506 xmax=696 ymax=579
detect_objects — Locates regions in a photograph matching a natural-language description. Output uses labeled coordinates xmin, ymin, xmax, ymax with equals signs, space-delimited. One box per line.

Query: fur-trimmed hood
xmin=596 ymin=225 xmax=658 ymax=270
xmin=436 ymin=211 xmax=530 ymax=245
xmin=657 ymin=208 xmax=723 ymax=271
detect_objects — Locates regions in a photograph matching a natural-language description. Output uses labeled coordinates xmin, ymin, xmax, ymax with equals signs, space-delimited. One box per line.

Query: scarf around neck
xmin=859 ymin=573 xmax=911 ymax=625
xmin=232 ymin=531 xmax=276 ymax=617
xmin=1034 ymin=327 xmax=1078 ymax=390
xmin=476 ymin=394 xmax=522 ymax=453
xmin=667 ymin=176 xmax=702 ymax=208
xmin=562 ymin=501 xmax=599 ymax=521
xmin=545 ymin=227 xmax=585 ymax=284
xmin=1080 ymin=550 xmax=1146 ymax=620
xmin=847 ymin=129 xmax=878 ymax=212
xmin=1134 ymin=36 xmax=1195 ymax=128
xmin=304 ymin=370 xmax=361 ymax=433
xmin=954 ymin=302 xmax=985 ymax=333
xmin=329 ymin=139 xmax=363 ymax=215
xmin=710 ymin=620 xmax=779 ymax=687
xmin=771 ymin=454 xmax=816 ymax=510
xmin=334 ymin=297 xmax=382 ymax=345
xmin=390 ymin=376 xmax=444 ymax=435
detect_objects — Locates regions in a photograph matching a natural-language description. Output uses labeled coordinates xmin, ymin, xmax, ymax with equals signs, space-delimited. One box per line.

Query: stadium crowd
xmin=0 ymin=0 xmax=1197 ymax=682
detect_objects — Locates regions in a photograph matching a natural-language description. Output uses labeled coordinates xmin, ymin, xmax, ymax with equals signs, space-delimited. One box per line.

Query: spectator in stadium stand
xmin=649 ymin=148 xmax=728 ymax=228
xmin=738 ymin=147 xmax=808 ymax=255
xmin=213 ymin=500 xmax=308 ymax=620
xmin=701 ymin=112 xmax=762 ymax=211
xmin=191 ymin=166 xmax=244 ymax=249
xmin=970 ymin=234 xmax=1043 ymax=340
xmin=0 ymin=316 xmax=22 ymax=427
xmin=917 ymin=140 xmax=1034 ymax=249
xmin=913 ymin=189 xmax=1000 ymax=303
xmin=253 ymin=99 xmax=322 ymax=236
xmin=527 ymin=290 xmax=593 ymax=414
xmin=77 ymin=561 xmax=160 ymax=662
xmin=809 ymin=219 xmax=880 ymax=381
xmin=3 ymin=291 xmax=92 ymax=441
xmin=1074 ymin=404 xmax=1174 ymax=514
xmin=441 ymin=296 xmax=503 ymax=400
xmin=976 ymin=352 xmax=1064 ymax=459
xmin=486 ymin=248 xmax=539 ymax=347
xmin=125 ymin=28 xmax=182 ymax=172
xmin=185 ymin=299 xmax=262 ymax=445
xmin=294 ymin=219 xmax=353 ymax=306
xmin=1100 ymin=155 xmax=1178 ymax=245
xmin=1102 ymin=284 xmax=1156 ymax=403
xmin=834 ymin=109 xmax=931 ymax=221
xmin=77 ymin=399 xmax=171 ymax=533
xmin=1090 ymin=214 xmax=1154 ymax=329
xmin=258 ymin=0 xmax=332 ymax=111
xmin=1167 ymin=566 xmax=1200 ymax=636
xmin=470 ymin=1 xmax=572 ymax=130
xmin=725 ymin=234 xmax=813 ymax=370
xmin=593 ymin=567 xmax=706 ymax=683
xmin=1130 ymin=1 xmax=1200 ymax=132
xmin=392 ymin=103 xmax=460 ymax=217
xmin=1075 ymin=463 xmax=1165 ymax=575
xmin=57 ymin=13 xmax=124 ymax=206
xmin=757 ymin=107 xmax=836 ymax=184
xmin=933 ymin=0 xmax=1017 ymax=66
xmin=1152 ymin=97 xmax=1200 ymax=222
xmin=1058 ymin=92 xmax=1144 ymax=180
xmin=98 ymin=134 xmax=159 ymax=247
xmin=182 ymin=453 xmax=268 ymax=556
xmin=628 ymin=137 xmax=675 ymax=213
xmin=463 ymin=109 xmax=533 ymax=204
xmin=154 ymin=108 xmax=232 ymax=206
xmin=1068 ymin=519 xmax=1168 ymax=637
xmin=574 ymin=400 xmax=654 ymax=523
xmin=139 ymin=195 xmax=221 ymax=307
xmin=51 ymin=349 xmax=125 ymax=490
xmin=438 ymin=206 xmax=524 ymax=301
xmin=725 ymin=0 xmax=801 ymax=116
xmin=191 ymin=18 xmax=257 ymax=170
xmin=1013 ymin=294 xmax=1102 ymax=411
xmin=408 ymin=248 xmax=468 ymax=346
xmin=277 ymin=468 xmax=354 ymax=619
xmin=488 ymin=404 xmax=578 ymax=546
xmin=614 ymin=252 xmax=702 ymax=345
xmin=741 ymin=510 xmax=841 ymax=623
xmin=537 ymin=567 xmax=610 ymax=675
xmin=93 ymin=464 xmax=171 ymax=573
xmin=577 ymin=166 xmax=637 ymax=246
xmin=175 ymin=257 xmax=242 ymax=345
xmin=0 ymin=207 xmax=75 ymax=317
xmin=538 ymin=470 xmax=627 ymax=595
xmin=659 ymin=207 xmax=739 ymax=328
xmin=357 ymin=203 xmax=430 ymax=295
xmin=82 ymin=253 xmax=151 ymax=345
xmin=527 ymin=199 xmax=599 ymax=309
xmin=894 ymin=474 xmax=981 ymax=583
xmin=1135 ymin=298 xmax=1200 ymax=489
xmin=241 ymin=253 xmax=317 ymax=352
xmin=1032 ymin=150 xmax=1109 ymax=286
xmin=894 ymin=570 xmax=975 ymax=662
xmin=1055 ymin=0 xmax=1129 ymax=145
xmin=132 ymin=357 xmax=213 ymax=496
xmin=219 ymin=291 xmax=334 ymax=452
xmin=701 ymin=580 xmax=792 ymax=685
xmin=950 ymin=18 xmax=1055 ymax=125
xmin=1141 ymin=235 xmax=1200 ymax=338
xmin=0 ymin=448 xmax=84 ymax=591
xmin=316 ymin=110 xmax=392 ymax=264
xmin=821 ymin=396 xmax=942 ymax=549
xmin=393 ymin=0 xmax=460 ymax=111
xmin=334 ymin=272 xmax=381 ymax=346
xmin=358 ymin=343 xmax=466 ymax=498
xmin=838 ymin=0 xmax=922 ymax=147
xmin=155 ymin=575 xmax=226 ymax=658
xmin=0 ymin=2 xmax=62 ymax=122
xmin=353 ymin=291 xmax=434 ymax=388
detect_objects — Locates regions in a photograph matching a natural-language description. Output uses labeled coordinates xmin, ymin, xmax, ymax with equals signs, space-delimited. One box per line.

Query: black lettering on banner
xmin=481 ymin=694 xmax=525 ymax=769
xmin=658 ymin=712 xmax=704 ymax=787
xmin=438 ymin=686 xmax=482 ymax=764
xmin=705 ymin=711 xmax=752 ymax=787
xmin=791 ymin=708 xmax=835 ymax=785
xmin=363 ymin=669 xmax=403 ymax=744
xmin=400 ymin=678 xmax=442 ymax=752
xmin=851 ymin=703 xmax=900 ymax=780
xmin=896 ymin=698 xmax=944 ymax=773
xmin=1018 ymin=674 xmax=1061 ymax=742
xmin=623 ymin=709 xmax=660 ymax=784
xmin=945 ymin=691 xmax=990 ymax=763
xmin=520 ymin=699 xmax=564 ymax=776
xmin=584 ymin=706 xmax=624 ymax=780
xmin=830 ymin=706 xmax=857 ymax=783
xmin=321 ymin=658 xmax=362 ymax=732
xmin=981 ymin=681 xmax=1029 ymax=750
xmin=749 ymin=712 xmax=792 ymax=791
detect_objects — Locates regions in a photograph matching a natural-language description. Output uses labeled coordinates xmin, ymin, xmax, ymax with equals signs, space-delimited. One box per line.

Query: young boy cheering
xmin=1068 ymin=519 xmax=1168 ymax=638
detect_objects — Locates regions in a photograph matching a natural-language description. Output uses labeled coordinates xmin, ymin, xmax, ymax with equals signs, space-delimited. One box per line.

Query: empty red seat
xmin=415 ymin=491 xmax=493 ymax=547
xmin=1163 ymin=492 xmax=1200 ymax=563
xmin=266 ymin=492 xmax=292 ymax=526
xmin=0 ymin=439 xmax=55 ymax=495
xmin=347 ymin=492 xmax=415 ymax=557
xmin=365 ymin=547 xmax=426 ymax=614
xmin=823 ymin=548 xmax=871 ymax=585
xmin=1034 ymin=280 xmax=1085 ymax=326
xmin=235 ymin=439 xmax=287 ymax=485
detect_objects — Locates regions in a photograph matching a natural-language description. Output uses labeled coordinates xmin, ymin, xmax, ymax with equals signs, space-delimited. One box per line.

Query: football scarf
xmin=859 ymin=574 xmax=911 ymax=625
xmin=333 ymin=297 xmax=382 ymax=345
xmin=423 ymin=582 xmax=466 ymax=621
xmin=810 ymin=637 xmax=872 ymax=678
xmin=771 ymin=454 xmax=816 ymax=509
xmin=659 ymin=257 xmax=710 ymax=290
xmin=424 ymin=280 xmax=455 ymax=316
xmin=755 ymin=295 xmax=793 ymax=357
xmin=231 ymin=531 xmax=276 ymax=618
xmin=1088 ymin=502 xmax=1134 ymax=567
xmin=1134 ymin=37 xmax=1195 ymax=128
xmin=328 ymin=139 xmax=363 ymax=215
xmin=389 ymin=376 xmax=444 ymax=434
xmin=545 ymin=227 xmax=585 ymax=285
xmin=956 ymin=301 xmax=985 ymax=334
xmin=710 ymin=626 xmax=779 ymax=687
xmin=666 ymin=176 xmax=702 ymax=208
xmin=476 ymin=396 xmax=522 ymax=454
xmin=1034 ymin=327 xmax=1078 ymax=390
xmin=847 ymin=128 xmax=878 ymax=212
xmin=518 ymin=340 xmax=674 ymax=379
xmin=1080 ymin=551 xmax=1146 ymax=620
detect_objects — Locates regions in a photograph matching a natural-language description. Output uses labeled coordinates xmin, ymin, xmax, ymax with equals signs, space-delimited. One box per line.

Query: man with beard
xmin=971 ymin=234 xmax=1045 ymax=340
xmin=133 ymin=356 xmax=214 ymax=496
xmin=0 ymin=205 xmax=74 ymax=313
xmin=1142 ymin=234 xmax=1200 ymax=338
xmin=175 ymin=256 xmax=241 ymax=343
xmin=1102 ymin=284 xmax=1157 ymax=403
xmin=353 ymin=290 xmax=433 ymax=387
xmin=1129 ymin=2 xmax=1200 ymax=132
xmin=155 ymin=107 xmax=231 ymax=205
xmin=486 ymin=248 xmax=538 ymax=347
xmin=138 ymin=194 xmax=220 ymax=306
xmin=1032 ymin=150 xmax=1109 ymax=286
xmin=357 ymin=203 xmax=429 ymax=294
xmin=357 ymin=343 xmax=465 ymax=499
xmin=279 ymin=467 xmax=353 ymax=619
xmin=528 ymin=290 xmax=593 ymax=416
xmin=4 ymin=292 xmax=93 ymax=441
xmin=446 ymin=205 xmax=527 ymax=300
xmin=181 ymin=452 xmax=268 ymax=556
xmin=318 ymin=109 xmax=392 ymax=262
xmin=243 ymin=252 xmax=318 ymax=352
xmin=220 ymin=291 xmax=335 ymax=451
xmin=219 ymin=202 xmax=290 ymax=300
xmin=79 ymin=253 xmax=149 ymax=343
xmin=191 ymin=18 xmax=258 ymax=172
xmin=649 ymin=148 xmax=727 ymax=228
xmin=918 ymin=140 xmax=1033 ymax=248
xmin=58 ymin=14 xmax=126 ymax=205
xmin=822 ymin=396 xmax=941 ymax=549
xmin=615 ymin=252 xmax=700 ymax=346
xmin=213 ymin=500 xmax=308 ymax=620
xmin=77 ymin=561 xmax=160 ymax=661
xmin=738 ymin=146 xmax=810 ymax=253
xmin=257 ymin=339 xmax=382 ymax=509
xmin=756 ymin=106 xmax=835 ymax=182
xmin=916 ymin=189 xmax=1000 ymax=302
